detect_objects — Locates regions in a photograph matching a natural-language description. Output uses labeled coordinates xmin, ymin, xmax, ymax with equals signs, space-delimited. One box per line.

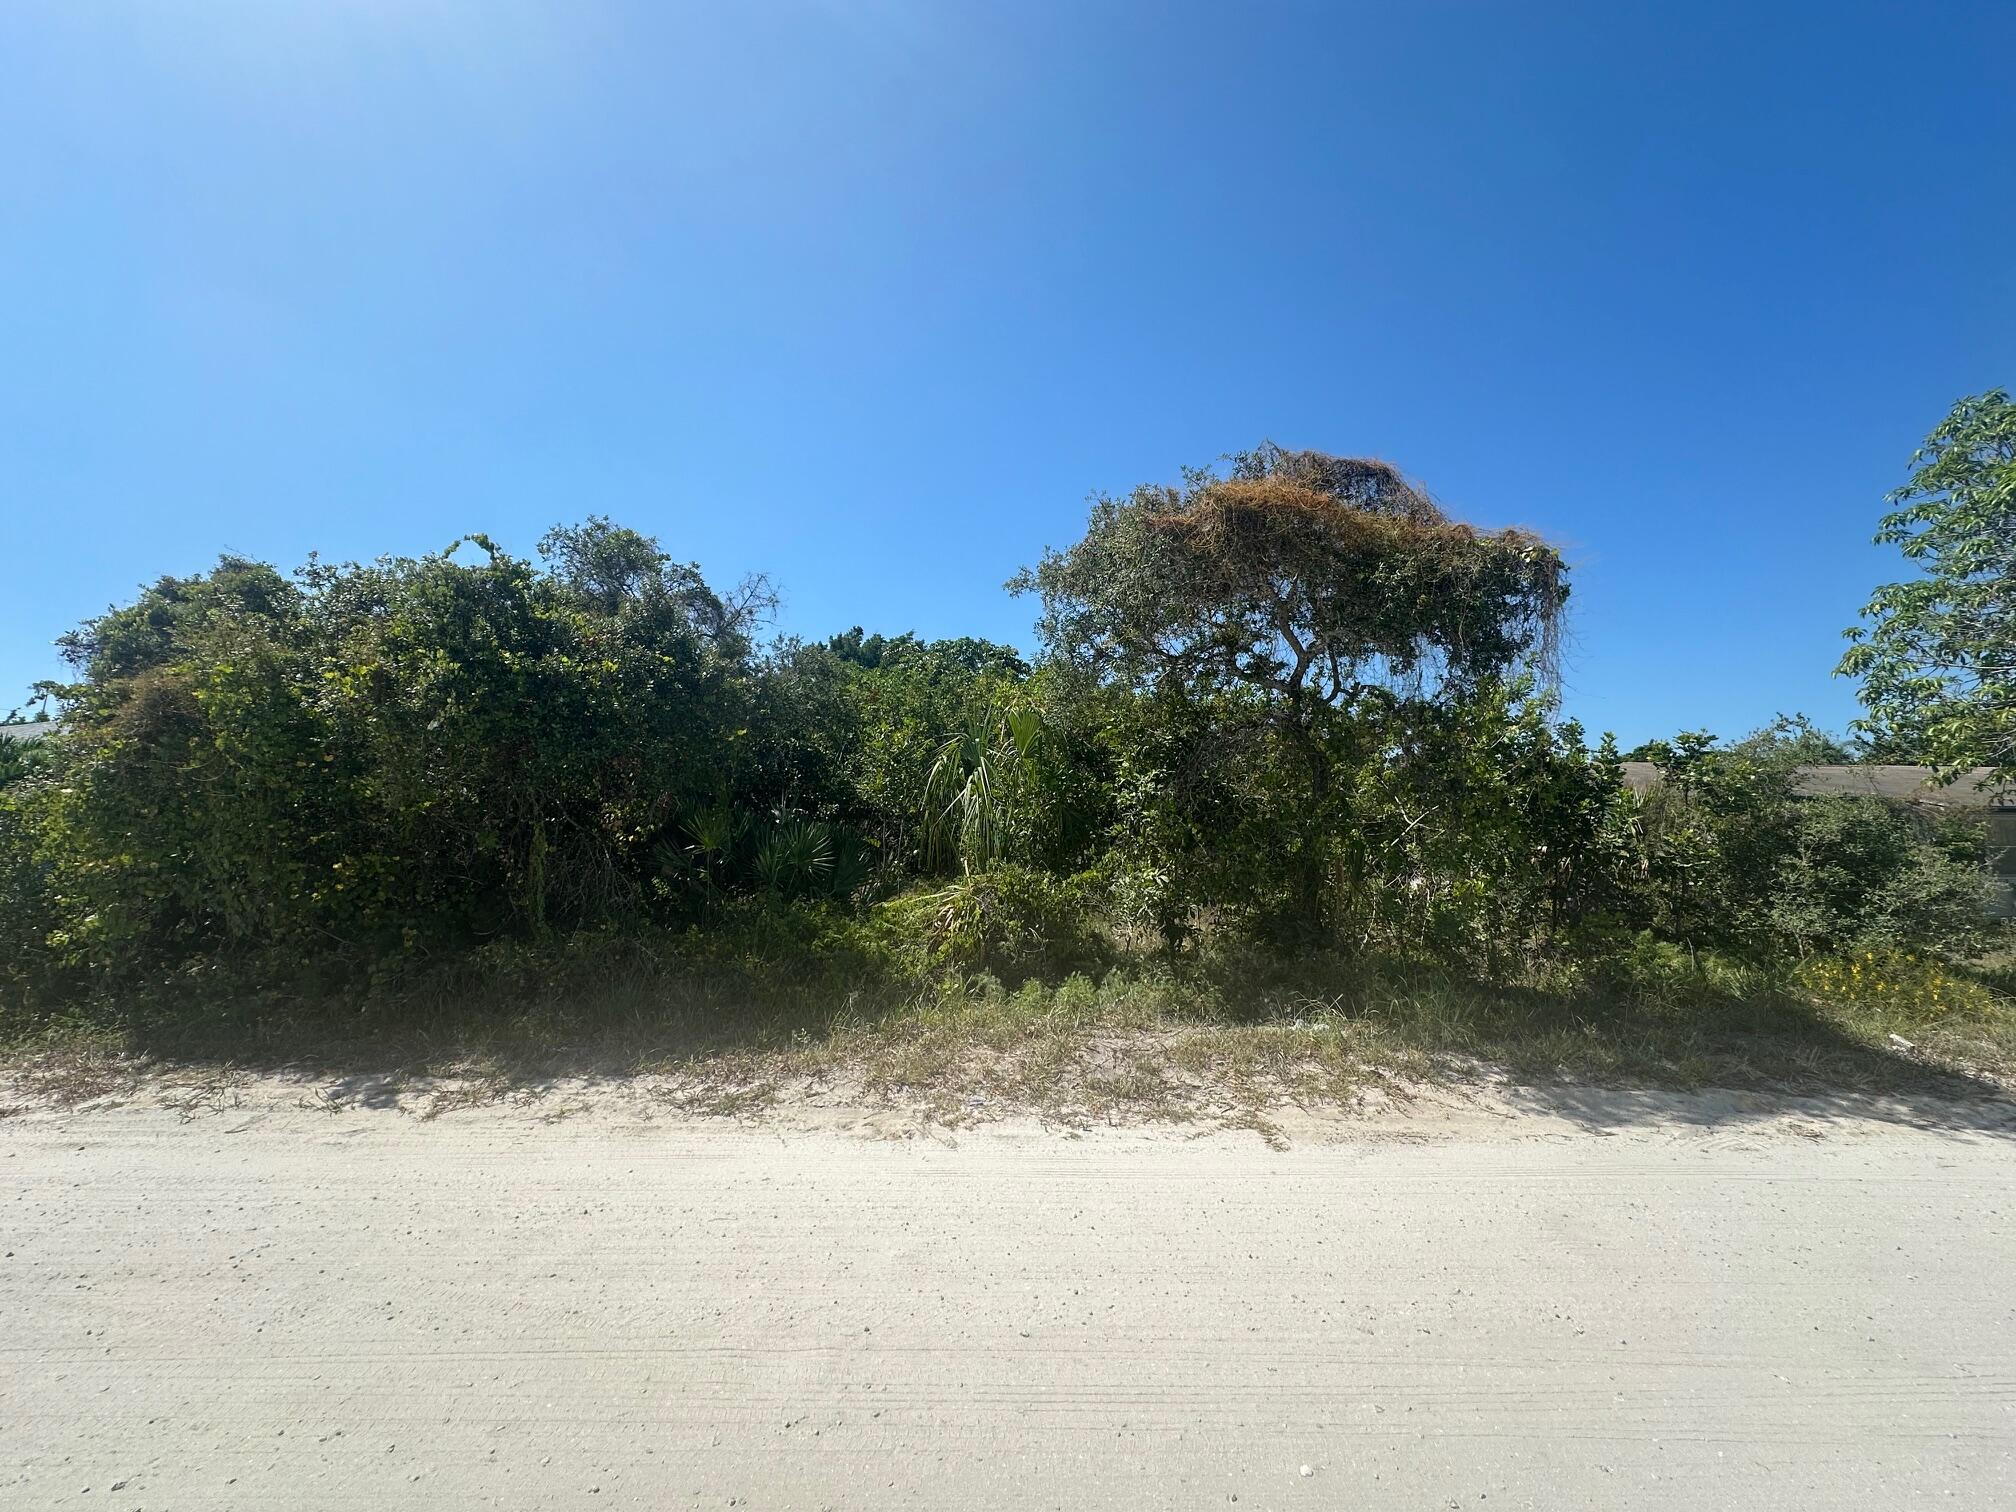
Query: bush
xmin=1629 ymin=728 xmax=1997 ymax=962
xmin=0 ymin=774 xmax=64 ymax=1014
xmin=25 ymin=523 xmax=771 ymax=971
xmin=1767 ymin=798 xmax=1992 ymax=958
xmin=874 ymin=866 xmax=1104 ymax=981
xmin=1589 ymin=933 xmax=1789 ymax=1006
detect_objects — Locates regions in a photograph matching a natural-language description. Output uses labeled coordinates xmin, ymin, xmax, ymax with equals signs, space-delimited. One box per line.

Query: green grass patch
xmin=5 ymin=912 xmax=2012 ymax=1126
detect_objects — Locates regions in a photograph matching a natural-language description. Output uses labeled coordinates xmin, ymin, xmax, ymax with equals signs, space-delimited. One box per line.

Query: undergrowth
xmin=5 ymin=906 xmax=2012 ymax=1121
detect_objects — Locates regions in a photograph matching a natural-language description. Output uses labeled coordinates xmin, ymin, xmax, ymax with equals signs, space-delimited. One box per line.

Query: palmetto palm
xmin=924 ymin=699 xmax=1045 ymax=873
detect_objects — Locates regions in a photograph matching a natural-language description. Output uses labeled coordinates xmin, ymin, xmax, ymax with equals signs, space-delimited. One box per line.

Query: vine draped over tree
xmin=1011 ymin=444 xmax=1565 ymax=711
xmin=1011 ymin=444 xmax=1569 ymax=928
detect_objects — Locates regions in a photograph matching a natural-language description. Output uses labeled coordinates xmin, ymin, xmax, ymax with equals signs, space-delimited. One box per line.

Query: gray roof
xmin=1620 ymin=761 xmax=2016 ymax=810
xmin=0 ymin=719 xmax=59 ymax=742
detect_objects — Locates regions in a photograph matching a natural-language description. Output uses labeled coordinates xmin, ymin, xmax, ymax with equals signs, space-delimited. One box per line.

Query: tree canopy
xmin=1011 ymin=443 xmax=1567 ymax=718
xmin=1840 ymin=389 xmax=2016 ymax=778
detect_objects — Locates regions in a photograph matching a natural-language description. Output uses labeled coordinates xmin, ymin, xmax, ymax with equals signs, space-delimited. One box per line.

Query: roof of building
xmin=0 ymin=720 xmax=59 ymax=742
xmin=1619 ymin=761 xmax=2016 ymax=809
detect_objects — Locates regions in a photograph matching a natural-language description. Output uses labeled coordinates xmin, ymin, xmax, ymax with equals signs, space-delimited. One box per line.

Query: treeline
xmin=0 ymin=443 xmax=1997 ymax=1016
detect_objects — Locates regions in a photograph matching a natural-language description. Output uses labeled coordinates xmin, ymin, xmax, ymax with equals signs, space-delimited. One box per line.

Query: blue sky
xmin=2 ymin=1 xmax=2010 ymax=746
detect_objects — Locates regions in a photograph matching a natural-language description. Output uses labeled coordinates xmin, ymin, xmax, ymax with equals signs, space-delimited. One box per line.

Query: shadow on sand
xmin=1494 ymin=1079 xmax=2016 ymax=1138
xmin=19 ymin=961 xmax=2015 ymax=1138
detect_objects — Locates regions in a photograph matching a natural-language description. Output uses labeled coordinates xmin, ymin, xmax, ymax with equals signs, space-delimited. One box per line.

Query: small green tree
xmin=1840 ymin=390 xmax=2016 ymax=778
xmin=1357 ymin=681 xmax=1636 ymax=972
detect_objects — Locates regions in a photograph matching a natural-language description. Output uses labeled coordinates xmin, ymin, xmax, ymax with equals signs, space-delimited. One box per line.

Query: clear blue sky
xmin=2 ymin=2 xmax=2010 ymax=746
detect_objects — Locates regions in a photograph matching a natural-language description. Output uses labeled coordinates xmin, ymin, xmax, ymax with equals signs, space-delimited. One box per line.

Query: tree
xmin=56 ymin=556 xmax=300 ymax=689
xmin=539 ymin=516 xmax=775 ymax=655
xmin=823 ymin=627 xmax=1027 ymax=678
xmin=1013 ymin=443 xmax=1568 ymax=929
xmin=1726 ymin=714 xmax=1860 ymax=766
xmin=1840 ymin=390 xmax=2016 ymax=778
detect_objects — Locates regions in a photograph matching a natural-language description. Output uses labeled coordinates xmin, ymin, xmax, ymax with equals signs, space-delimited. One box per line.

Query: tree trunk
xmin=1287 ymin=712 xmax=1335 ymax=938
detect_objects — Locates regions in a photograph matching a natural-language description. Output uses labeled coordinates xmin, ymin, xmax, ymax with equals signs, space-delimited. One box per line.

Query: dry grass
xmin=5 ymin=1030 xmax=139 ymax=1106
xmin=5 ymin=945 xmax=2013 ymax=1129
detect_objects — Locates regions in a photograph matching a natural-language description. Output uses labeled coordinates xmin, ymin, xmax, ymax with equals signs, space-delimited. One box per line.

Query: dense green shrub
xmin=0 ymin=769 xmax=64 ymax=1011
xmin=23 ymin=522 xmax=768 ymax=974
xmin=874 ymin=866 xmax=1104 ymax=981
xmin=1628 ymin=727 xmax=1991 ymax=960
xmin=1765 ymin=798 xmax=1990 ymax=956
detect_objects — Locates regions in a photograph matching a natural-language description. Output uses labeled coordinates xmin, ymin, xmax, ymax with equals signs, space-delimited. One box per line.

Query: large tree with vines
xmin=1013 ymin=444 xmax=1568 ymax=930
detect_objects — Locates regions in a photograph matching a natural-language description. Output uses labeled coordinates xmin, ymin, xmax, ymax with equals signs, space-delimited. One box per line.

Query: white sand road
xmin=2 ymin=1077 xmax=2013 ymax=1510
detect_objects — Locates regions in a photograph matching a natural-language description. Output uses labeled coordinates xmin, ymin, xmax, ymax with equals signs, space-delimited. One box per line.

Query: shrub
xmin=1767 ymin=799 xmax=1992 ymax=957
xmin=1590 ymin=932 xmax=1789 ymax=1006
xmin=874 ymin=866 xmax=1103 ymax=981
xmin=1629 ymin=728 xmax=1997 ymax=961
xmin=0 ymin=774 xmax=64 ymax=1014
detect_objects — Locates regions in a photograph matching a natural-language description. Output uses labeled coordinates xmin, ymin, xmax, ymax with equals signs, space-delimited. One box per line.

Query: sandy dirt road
xmin=3 ymin=1082 xmax=2013 ymax=1510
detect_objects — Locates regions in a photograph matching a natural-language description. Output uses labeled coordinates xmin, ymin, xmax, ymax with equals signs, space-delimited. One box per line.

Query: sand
xmin=4 ymin=1073 xmax=2012 ymax=1509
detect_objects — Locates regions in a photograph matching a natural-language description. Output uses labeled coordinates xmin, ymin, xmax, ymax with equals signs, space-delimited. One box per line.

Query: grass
xmin=4 ymin=930 xmax=2013 ymax=1130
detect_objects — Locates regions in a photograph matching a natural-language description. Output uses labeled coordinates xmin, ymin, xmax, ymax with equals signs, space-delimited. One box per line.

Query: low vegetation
xmin=4 ymin=415 xmax=2014 ymax=1118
